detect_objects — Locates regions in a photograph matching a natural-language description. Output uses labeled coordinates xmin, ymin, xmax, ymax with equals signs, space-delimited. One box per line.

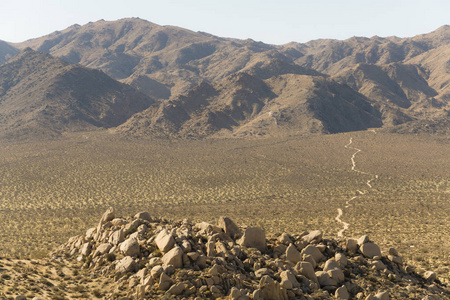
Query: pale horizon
xmin=1 ymin=0 xmax=449 ymax=45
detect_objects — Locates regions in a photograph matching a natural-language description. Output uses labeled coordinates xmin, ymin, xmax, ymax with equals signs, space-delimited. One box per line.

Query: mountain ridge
xmin=1 ymin=18 xmax=448 ymax=138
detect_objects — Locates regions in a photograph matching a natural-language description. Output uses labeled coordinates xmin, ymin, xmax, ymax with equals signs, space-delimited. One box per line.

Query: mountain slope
xmin=0 ymin=48 xmax=154 ymax=137
xmin=0 ymin=40 xmax=19 ymax=65
xmin=14 ymin=18 xmax=319 ymax=99
xmin=117 ymin=72 xmax=382 ymax=137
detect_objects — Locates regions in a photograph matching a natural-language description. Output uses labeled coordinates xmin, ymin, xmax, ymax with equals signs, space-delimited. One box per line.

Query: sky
xmin=0 ymin=0 xmax=449 ymax=45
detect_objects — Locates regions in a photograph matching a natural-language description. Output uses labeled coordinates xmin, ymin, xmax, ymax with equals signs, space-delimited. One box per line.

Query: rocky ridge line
xmin=51 ymin=208 xmax=448 ymax=299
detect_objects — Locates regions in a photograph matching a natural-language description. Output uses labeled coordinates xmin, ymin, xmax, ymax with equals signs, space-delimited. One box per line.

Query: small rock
xmin=255 ymin=268 xmax=271 ymax=278
xmin=166 ymin=282 xmax=185 ymax=295
xmin=277 ymin=233 xmax=293 ymax=245
xmin=374 ymin=291 xmax=389 ymax=300
xmin=357 ymin=235 xmax=370 ymax=246
xmin=424 ymin=271 xmax=436 ymax=281
xmin=346 ymin=238 xmax=358 ymax=252
xmin=388 ymin=247 xmax=398 ymax=256
xmin=335 ymin=285 xmax=349 ymax=299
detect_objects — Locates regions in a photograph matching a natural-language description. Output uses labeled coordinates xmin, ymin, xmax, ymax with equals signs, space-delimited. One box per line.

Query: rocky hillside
xmin=0 ymin=48 xmax=154 ymax=137
xmin=117 ymin=72 xmax=382 ymax=137
xmin=2 ymin=208 xmax=447 ymax=299
xmin=0 ymin=18 xmax=448 ymax=137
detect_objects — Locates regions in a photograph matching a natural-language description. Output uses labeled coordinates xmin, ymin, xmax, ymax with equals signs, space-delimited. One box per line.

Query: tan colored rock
xmin=80 ymin=242 xmax=92 ymax=256
xmin=155 ymin=229 xmax=175 ymax=253
xmin=374 ymin=291 xmax=389 ymax=300
xmin=388 ymin=255 xmax=403 ymax=265
xmin=97 ymin=207 xmax=115 ymax=231
xmin=360 ymin=242 xmax=381 ymax=259
xmin=335 ymin=285 xmax=349 ymax=299
xmin=218 ymin=216 xmax=241 ymax=238
xmin=166 ymin=282 xmax=185 ymax=295
xmin=424 ymin=271 xmax=437 ymax=281
xmin=357 ymin=235 xmax=370 ymax=246
xmin=315 ymin=271 xmax=338 ymax=287
xmin=327 ymin=269 xmax=345 ymax=283
xmin=259 ymin=275 xmax=288 ymax=300
xmin=135 ymin=284 xmax=145 ymax=299
xmin=134 ymin=211 xmax=151 ymax=221
xmin=237 ymin=227 xmax=266 ymax=252
xmin=120 ymin=237 xmax=140 ymax=257
xmin=370 ymin=260 xmax=386 ymax=270
xmin=150 ymin=265 xmax=164 ymax=279
xmin=302 ymin=230 xmax=323 ymax=243
xmin=302 ymin=254 xmax=317 ymax=268
xmin=301 ymin=245 xmax=325 ymax=262
xmin=277 ymin=233 xmax=292 ymax=245
xmin=162 ymin=246 xmax=183 ymax=268
xmin=295 ymin=261 xmax=317 ymax=284
xmin=115 ymin=256 xmax=137 ymax=273
xmin=94 ymin=243 xmax=112 ymax=257
xmin=206 ymin=240 xmax=216 ymax=257
xmin=280 ymin=270 xmax=299 ymax=288
xmin=346 ymin=238 xmax=358 ymax=252
xmin=285 ymin=244 xmax=302 ymax=263
xmin=85 ymin=227 xmax=96 ymax=239
xmin=159 ymin=272 xmax=172 ymax=291
xmin=109 ymin=228 xmax=125 ymax=245
xmin=335 ymin=253 xmax=348 ymax=267
xmin=323 ymin=258 xmax=341 ymax=271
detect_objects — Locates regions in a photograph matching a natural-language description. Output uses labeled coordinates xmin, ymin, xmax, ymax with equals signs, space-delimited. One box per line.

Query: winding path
xmin=335 ymin=136 xmax=378 ymax=238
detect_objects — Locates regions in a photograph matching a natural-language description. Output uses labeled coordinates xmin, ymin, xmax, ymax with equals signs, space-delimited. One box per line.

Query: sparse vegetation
xmin=0 ymin=131 xmax=447 ymax=285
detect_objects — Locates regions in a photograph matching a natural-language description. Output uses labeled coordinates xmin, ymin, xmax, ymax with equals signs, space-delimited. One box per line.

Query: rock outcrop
xmin=51 ymin=208 xmax=449 ymax=300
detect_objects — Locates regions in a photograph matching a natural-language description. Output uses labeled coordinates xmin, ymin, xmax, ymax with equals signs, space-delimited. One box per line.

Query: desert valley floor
xmin=0 ymin=130 xmax=448 ymax=284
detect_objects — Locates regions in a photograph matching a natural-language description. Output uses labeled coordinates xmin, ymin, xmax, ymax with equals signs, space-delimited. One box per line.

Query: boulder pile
xmin=54 ymin=208 xmax=449 ymax=299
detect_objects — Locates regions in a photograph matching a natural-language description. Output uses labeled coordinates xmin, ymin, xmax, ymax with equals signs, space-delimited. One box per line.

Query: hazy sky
xmin=0 ymin=0 xmax=449 ymax=44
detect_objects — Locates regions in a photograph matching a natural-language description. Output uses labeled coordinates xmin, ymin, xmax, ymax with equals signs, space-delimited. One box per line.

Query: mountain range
xmin=0 ymin=18 xmax=448 ymax=138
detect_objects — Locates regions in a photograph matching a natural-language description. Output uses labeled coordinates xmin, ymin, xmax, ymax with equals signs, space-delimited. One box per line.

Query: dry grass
xmin=0 ymin=130 xmax=448 ymax=281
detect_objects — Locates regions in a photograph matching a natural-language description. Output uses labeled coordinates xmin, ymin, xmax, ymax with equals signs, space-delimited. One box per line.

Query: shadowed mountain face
xmin=0 ymin=48 xmax=154 ymax=137
xmin=0 ymin=40 xmax=19 ymax=65
xmin=0 ymin=19 xmax=447 ymax=137
xmin=117 ymin=72 xmax=382 ymax=137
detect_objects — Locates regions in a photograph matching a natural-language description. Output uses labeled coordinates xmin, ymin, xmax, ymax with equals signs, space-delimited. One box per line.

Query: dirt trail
xmin=336 ymin=136 xmax=378 ymax=237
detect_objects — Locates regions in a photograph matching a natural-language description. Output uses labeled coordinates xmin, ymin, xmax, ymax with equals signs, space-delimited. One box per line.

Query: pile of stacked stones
xmin=54 ymin=208 xmax=448 ymax=299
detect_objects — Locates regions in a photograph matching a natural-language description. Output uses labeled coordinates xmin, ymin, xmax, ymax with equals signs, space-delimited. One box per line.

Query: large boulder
xmin=134 ymin=211 xmax=152 ymax=221
xmin=285 ymin=244 xmax=302 ymax=263
xmin=360 ymin=242 xmax=381 ymax=259
xmin=295 ymin=261 xmax=317 ymax=283
xmin=120 ymin=237 xmax=140 ymax=257
xmin=301 ymin=245 xmax=325 ymax=262
xmin=302 ymin=230 xmax=323 ymax=243
xmin=259 ymin=275 xmax=288 ymax=300
xmin=218 ymin=216 xmax=241 ymax=238
xmin=116 ymin=256 xmax=137 ymax=273
xmin=97 ymin=207 xmax=115 ymax=231
xmin=155 ymin=229 xmax=175 ymax=253
xmin=162 ymin=246 xmax=183 ymax=268
xmin=237 ymin=227 xmax=266 ymax=252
